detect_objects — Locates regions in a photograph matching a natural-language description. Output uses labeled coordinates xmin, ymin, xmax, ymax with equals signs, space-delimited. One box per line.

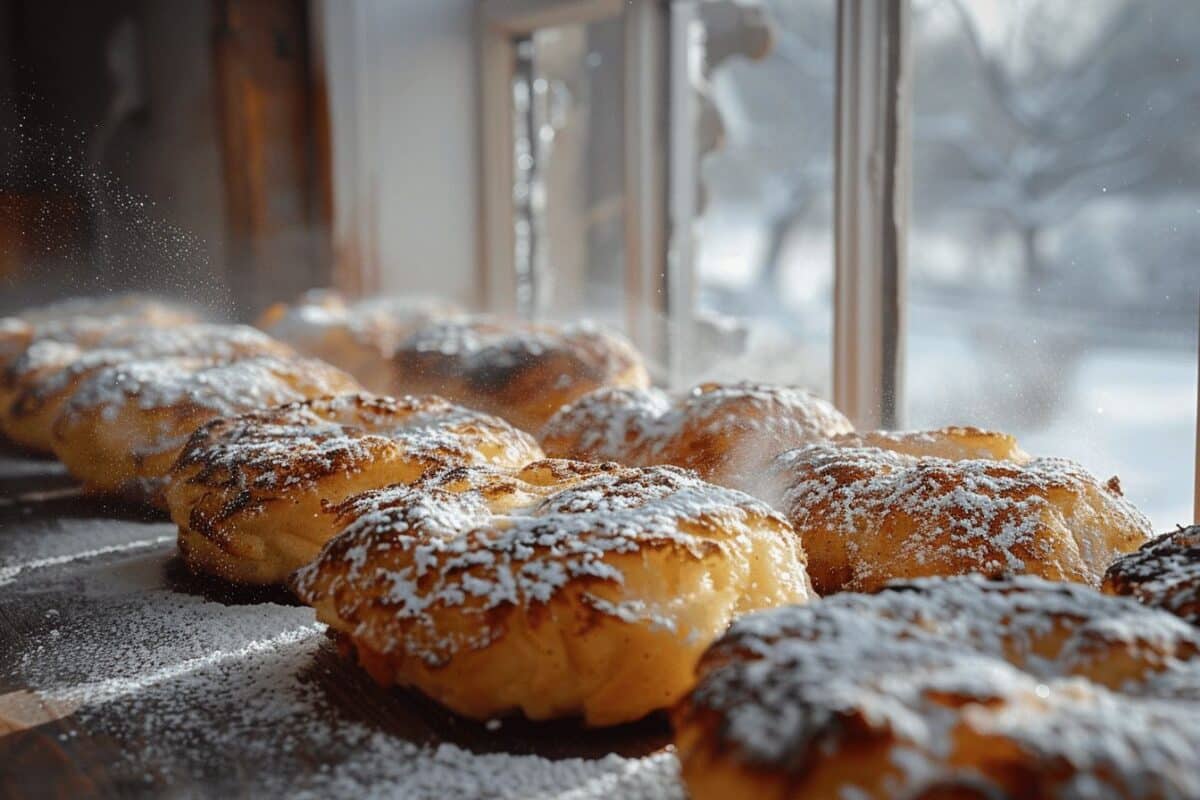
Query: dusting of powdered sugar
xmin=7 ymin=324 xmax=293 ymax=409
xmin=398 ymin=318 xmax=645 ymax=383
xmin=0 ymin=294 xmax=201 ymax=367
xmin=2 ymin=512 xmax=682 ymax=798
xmin=682 ymin=575 xmax=1200 ymax=798
xmin=262 ymin=290 xmax=463 ymax=357
xmin=1105 ymin=524 xmax=1200 ymax=624
xmin=173 ymin=394 xmax=541 ymax=504
xmin=60 ymin=355 xmax=356 ymax=433
xmin=294 ymin=462 xmax=783 ymax=664
xmin=8 ymin=293 xmax=199 ymax=327
xmin=769 ymin=444 xmax=1153 ymax=591
xmin=540 ymin=382 xmax=853 ymax=494
xmin=541 ymin=387 xmax=673 ymax=461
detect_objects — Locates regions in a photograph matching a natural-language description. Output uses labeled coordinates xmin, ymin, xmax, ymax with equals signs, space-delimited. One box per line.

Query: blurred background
xmin=0 ymin=0 xmax=1196 ymax=527
xmin=695 ymin=0 xmax=1200 ymax=529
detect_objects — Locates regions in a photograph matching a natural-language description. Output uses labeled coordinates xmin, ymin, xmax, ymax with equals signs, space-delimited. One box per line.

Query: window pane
xmin=515 ymin=19 xmax=626 ymax=328
xmin=688 ymin=0 xmax=836 ymax=396
xmin=907 ymin=0 xmax=1200 ymax=528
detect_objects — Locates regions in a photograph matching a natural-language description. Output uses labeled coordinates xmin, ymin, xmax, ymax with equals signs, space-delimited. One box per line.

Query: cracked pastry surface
xmin=1105 ymin=524 xmax=1200 ymax=625
xmin=51 ymin=355 xmax=360 ymax=506
xmin=292 ymin=459 xmax=814 ymax=726
xmin=540 ymin=382 xmax=853 ymax=493
xmin=767 ymin=440 xmax=1152 ymax=594
xmin=167 ymin=393 xmax=543 ymax=585
xmin=673 ymin=575 xmax=1200 ymax=800
xmin=0 ymin=324 xmax=294 ymax=454
xmin=257 ymin=290 xmax=462 ymax=394
xmin=391 ymin=318 xmax=649 ymax=434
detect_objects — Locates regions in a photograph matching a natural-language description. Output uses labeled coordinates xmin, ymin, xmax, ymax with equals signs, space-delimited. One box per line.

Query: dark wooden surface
xmin=0 ymin=448 xmax=675 ymax=799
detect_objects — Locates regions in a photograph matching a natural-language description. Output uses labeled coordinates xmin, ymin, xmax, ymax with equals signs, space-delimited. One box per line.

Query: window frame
xmin=475 ymin=0 xmax=1199 ymax=521
xmin=477 ymin=0 xmax=691 ymax=379
xmin=833 ymin=0 xmax=911 ymax=430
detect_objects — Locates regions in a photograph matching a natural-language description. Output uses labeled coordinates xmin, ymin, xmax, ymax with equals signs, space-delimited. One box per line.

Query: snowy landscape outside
xmin=695 ymin=0 xmax=1200 ymax=530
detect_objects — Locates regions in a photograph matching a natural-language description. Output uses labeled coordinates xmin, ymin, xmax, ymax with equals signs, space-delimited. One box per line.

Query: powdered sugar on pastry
xmin=52 ymin=355 xmax=360 ymax=505
xmin=294 ymin=460 xmax=812 ymax=725
xmin=1105 ymin=524 xmax=1200 ymax=624
xmin=63 ymin=356 xmax=343 ymax=432
xmin=167 ymin=393 xmax=543 ymax=585
xmin=674 ymin=575 xmax=1200 ymax=800
xmin=541 ymin=382 xmax=853 ymax=494
xmin=768 ymin=443 xmax=1152 ymax=593
xmin=392 ymin=318 xmax=650 ymax=433
xmin=258 ymin=291 xmax=462 ymax=393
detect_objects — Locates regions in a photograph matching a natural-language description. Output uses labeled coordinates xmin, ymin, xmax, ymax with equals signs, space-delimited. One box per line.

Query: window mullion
xmin=833 ymin=0 xmax=912 ymax=429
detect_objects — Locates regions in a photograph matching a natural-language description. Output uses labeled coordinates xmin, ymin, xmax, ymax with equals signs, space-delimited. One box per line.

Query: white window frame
xmin=477 ymin=0 xmax=911 ymax=415
xmin=477 ymin=0 xmax=696 ymax=379
xmin=833 ymin=0 xmax=910 ymax=430
xmin=472 ymin=0 xmax=1199 ymax=522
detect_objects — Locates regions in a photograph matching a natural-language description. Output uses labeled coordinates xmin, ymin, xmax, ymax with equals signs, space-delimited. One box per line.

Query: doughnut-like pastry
xmin=391 ymin=318 xmax=649 ymax=433
xmin=292 ymin=460 xmax=813 ymax=726
xmin=673 ymin=575 xmax=1200 ymax=800
xmin=8 ymin=292 xmax=198 ymax=327
xmin=0 ymin=293 xmax=200 ymax=369
xmin=830 ymin=425 xmax=1028 ymax=462
xmin=258 ymin=289 xmax=462 ymax=393
xmin=540 ymin=382 xmax=852 ymax=493
xmin=167 ymin=393 xmax=543 ymax=585
xmin=1105 ymin=524 xmax=1200 ymax=625
xmin=52 ymin=355 xmax=360 ymax=506
xmin=768 ymin=443 xmax=1152 ymax=594
xmin=0 ymin=324 xmax=294 ymax=454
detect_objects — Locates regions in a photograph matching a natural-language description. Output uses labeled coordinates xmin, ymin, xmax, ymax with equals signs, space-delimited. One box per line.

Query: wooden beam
xmin=212 ymin=0 xmax=329 ymax=314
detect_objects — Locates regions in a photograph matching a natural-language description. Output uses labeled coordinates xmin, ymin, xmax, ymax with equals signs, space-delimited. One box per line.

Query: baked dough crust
xmin=52 ymin=355 xmax=359 ymax=506
xmin=674 ymin=575 xmax=1200 ymax=800
xmin=1104 ymin=524 xmax=1200 ymax=625
xmin=391 ymin=318 xmax=649 ymax=433
xmin=768 ymin=438 xmax=1152 ymax=593
xmin=293 ymin=459 xmax=814 ymax=726
xmin=541 ymin=382 xmax=853 ymax=493
xmin=168 ymin=393 xmax=543 ymax=585
xmin=1 ymin=324 xmax=293 ymax=454
xmin=258 ymin=290 xmax=461 ymax=394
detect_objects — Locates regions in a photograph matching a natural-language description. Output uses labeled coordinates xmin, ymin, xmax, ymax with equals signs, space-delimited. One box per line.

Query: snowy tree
xmin=914 ymin=0 xmax=1200 ymax=295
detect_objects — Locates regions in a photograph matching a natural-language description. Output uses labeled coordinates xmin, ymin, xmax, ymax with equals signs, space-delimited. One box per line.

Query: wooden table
xmin=0 ymin=449 xmax=679 ymax=799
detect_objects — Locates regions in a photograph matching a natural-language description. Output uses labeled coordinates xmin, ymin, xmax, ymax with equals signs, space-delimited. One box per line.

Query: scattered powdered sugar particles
xmin=1 ymin=95 xmax=232 ymax=318
xmin=0 ymin=97 xmax=681 ymax=798
xmin=0 ymin=452 xmax=682 ymax=797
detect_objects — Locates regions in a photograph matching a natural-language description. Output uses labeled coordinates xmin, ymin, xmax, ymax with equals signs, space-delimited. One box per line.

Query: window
xmin=475 ymin=0 xmax=1199 ymax=522
xmin=511 ymin=19 xmax=627 ymax=327
xmin=690 ymin=0 xmax=836 ymax=397
xmin=907 ymin=0 xmax=1200 ymax=528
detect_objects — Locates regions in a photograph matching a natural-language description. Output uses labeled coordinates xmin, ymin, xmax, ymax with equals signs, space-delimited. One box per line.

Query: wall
xmin=317 ymin=0 xmax=480 ymax=306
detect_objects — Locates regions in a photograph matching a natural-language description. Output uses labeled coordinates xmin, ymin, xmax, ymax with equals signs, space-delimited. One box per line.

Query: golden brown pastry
xmin=51 ymin=355 xmax=360 ymax=506
xmin=0 ymin=293 xmax=200 ymax=370
xmin=540 ymin=382 xmax=852 ymax=493
xmin=292 ymin=459 xmax=814 ymax=726
xmin=768 ymin=441 xmax=1152 ymax=594
xmin=1104 ymin=524 xmax=1200 ymax=625
xmin=673 ymin=575 xmax=1200 ymax=800
xmin=830 ymin=425 xmax=1028 ymax=462
xmin=0 ymin=324 xmax=294 ymax=454
xmin=167 ymin=393 xmax=543 ymax=585
xmin=257 ymin=289 xmax=462 ymax=393
xmin=391 ymin=318 xmax=649 ymax=433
